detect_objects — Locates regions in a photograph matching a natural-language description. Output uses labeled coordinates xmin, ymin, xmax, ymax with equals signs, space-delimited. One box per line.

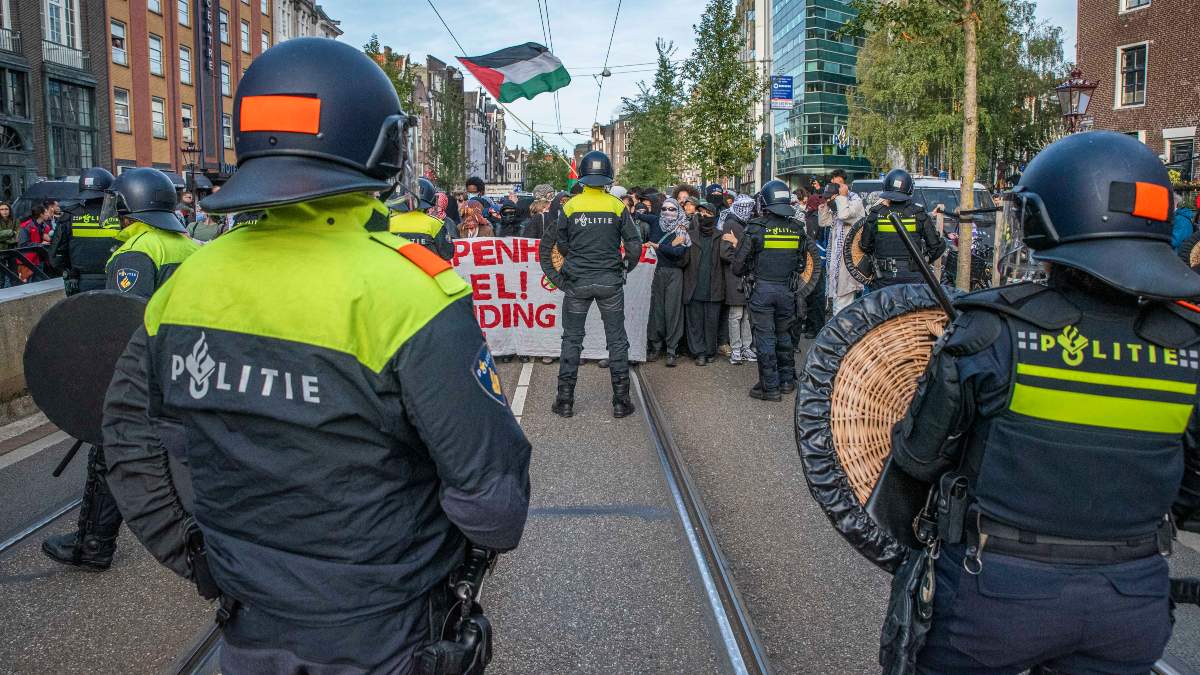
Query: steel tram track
xmin=0 ymin=497 xmax=82 ymax=556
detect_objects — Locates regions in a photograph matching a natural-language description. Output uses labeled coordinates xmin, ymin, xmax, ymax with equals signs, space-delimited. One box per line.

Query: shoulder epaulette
xmin=954 ymin=282 xmax=1080 ymax=331
xmin=1135 ymin=301 xmax=1200 ymax=349
xmin=369 ymin=232 xmax=467 ymax=296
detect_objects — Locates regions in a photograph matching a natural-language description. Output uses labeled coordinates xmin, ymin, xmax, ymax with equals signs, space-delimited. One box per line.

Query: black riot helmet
xmin=1003 ymin=130 xmax=1200 ymax=300
xmin=202 ymin=38 xmax=417 ymax=214
xmin=577 ymin=150 xmax=614 ymax=187
xmin=760 ymin=179 xmax=795 ymax=217
xmin=416 ymin=177 xmax=437 ymax=210
xmin=879 ymin=168 xmax=914 ymax=202
xmin=112 ymin=168 xmax=186 ymax=233
xmin=78 ymin=167 xmax=115 ymax=201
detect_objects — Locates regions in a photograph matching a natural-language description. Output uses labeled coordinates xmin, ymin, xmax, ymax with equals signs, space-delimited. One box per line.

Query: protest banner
xmin=451 ymin=237 xmax=655 ymax=361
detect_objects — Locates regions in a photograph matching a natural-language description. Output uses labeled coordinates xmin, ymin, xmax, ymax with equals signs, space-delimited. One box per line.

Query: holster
xmin=935 ymin=474 xmax=969 ymax=545
xmin=879 ymin=547 xmax=936 ymax=675
xmin=415 ymin=547 xmax=496 ymax=675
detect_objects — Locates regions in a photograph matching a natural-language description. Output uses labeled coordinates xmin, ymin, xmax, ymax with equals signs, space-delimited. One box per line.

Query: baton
xmin=52 ymin=439 xmax=85 ymax=477
xmin=887 ymin=212 xmax=958 ymax=320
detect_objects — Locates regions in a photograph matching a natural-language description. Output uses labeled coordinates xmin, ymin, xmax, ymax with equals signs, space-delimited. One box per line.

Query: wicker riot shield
xmin=795 ymin=284 xmax=952 ymax=571
xmin=796 ymin=237 xmax=824 ymax=298
xmin=538 ymin=233 xmax=567 ymax=291
xmin=843 ymin=219 xmax=873 ymax=285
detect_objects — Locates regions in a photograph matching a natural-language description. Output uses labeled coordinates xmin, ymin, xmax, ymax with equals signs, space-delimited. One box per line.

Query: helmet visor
xmin=367 ymin=113 xmax=419 ymax=206
xmin=1001 ymin=188 xmax=1059 ymax=249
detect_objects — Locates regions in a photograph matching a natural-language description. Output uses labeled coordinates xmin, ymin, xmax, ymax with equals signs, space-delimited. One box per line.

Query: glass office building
xmin=772 ymin=0 xmax=872 ymax=184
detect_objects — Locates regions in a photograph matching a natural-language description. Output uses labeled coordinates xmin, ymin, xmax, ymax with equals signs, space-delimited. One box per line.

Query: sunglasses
xmin=662 ymin=206 xmax=679 ymax=212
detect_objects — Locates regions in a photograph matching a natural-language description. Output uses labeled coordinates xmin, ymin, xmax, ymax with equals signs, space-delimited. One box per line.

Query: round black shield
xmin=796 ymin=238 xmax=824 ymax=298
xmin=842 ymin=219 xmax=873 ymax=285
xmin=23 ymin=291 xmax=147 ymax=445
xmin=794 ymin=284 xmax=953 ymax=572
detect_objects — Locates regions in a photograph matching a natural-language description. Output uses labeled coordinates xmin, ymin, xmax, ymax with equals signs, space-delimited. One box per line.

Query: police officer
xmin=48 ymin=168 xmax=121 ymax=295
xmin=551 ymin=149 xmax=643 ymax=418
xmin=40 ymin=167 xmax=198 ymax=572
xmin=858 ymin=168 xmax=945 ymax=289
xmin=732 ymin=179 xmax=807 ymax=402
xmin=889 ymin=131 xmax=1200 ymax=673
xmin=101 ymin=38 xmax=531 ymax=673
xmin=389 ymin=176 xmax=454 ymax=259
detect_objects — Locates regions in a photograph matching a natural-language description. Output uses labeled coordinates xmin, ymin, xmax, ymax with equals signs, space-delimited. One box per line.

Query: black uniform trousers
xmin=81 ymin=445 xmax=123 ymax=538
xmin=748 ymin=280 xmax=797 ymax=392
xmin=918 ymin=545 xmax=1171 ymax=675
xmin=558 ymin=283 xmax=630 ymax=389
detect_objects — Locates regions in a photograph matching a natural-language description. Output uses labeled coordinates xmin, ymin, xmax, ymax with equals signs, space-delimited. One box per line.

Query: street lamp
xmin=1055 ymin=68 xmax=1098 ymax=133
xmin=180 ymin=142 xmax=200 ymax=194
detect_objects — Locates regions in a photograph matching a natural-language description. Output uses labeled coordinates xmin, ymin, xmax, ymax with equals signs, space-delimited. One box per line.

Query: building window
xmin=178 ymin=0 xmax=190 ymax=26
xmin=241 ymin=20 xmax=250 ymax=53
xmin=222 ymin=113 xmax=233 ymax=149
xmin=151 ymin=97 xmax=167 ymax=139
xmin=148 ymin=0 xmax=161 ymax=13
xmin=1118 ymin=43 xmax=1148 ymax=107
xmin=221 ymin=61 xmax=231 ymax=96
xmin=1170 ymin=139 xmax=1195 ymax=182
xmin=149 ymin=34 xmax=164 ymax=76
xmin=219 ymin=9 xmax=229 ymax=43
xmin=113 ymin=88 xmax=130 ymax=133
xmin=45 ymin=0 xmax=80 ymax=48
xmin=261 ymin=0 xmax=268 ymax=14
xmin=181 ymin=103 xmax=193 ymax=142
xmin=179 ymin=46 xmax=192 ymax=84
xmin=5 ymin=69 xmax=26 ymax=118
xmin=1121 ymin=0 xmax=1150 ymax=10
xmin=261 ymin=30 xmax=269 ymax=52
xmin=110 ymin=20 xmax=127 ymax=65
xmin=47 ymin=79 xmax=95 ymax=176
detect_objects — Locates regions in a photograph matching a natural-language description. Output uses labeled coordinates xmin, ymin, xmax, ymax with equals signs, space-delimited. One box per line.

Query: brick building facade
xmin=106 ymin=0 xmax=275 ymax=183
xmin=1078 ymin=0 xmax=1199 ymax=179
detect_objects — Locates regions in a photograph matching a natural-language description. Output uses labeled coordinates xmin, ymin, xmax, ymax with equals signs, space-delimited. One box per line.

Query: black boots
xmin=780 ymin=381 xmax=796 ymax=395
xmin=749 ymin=383 xmax=782 ymax=402
xmin=612 ymin=374 xmax=635 ymax=418
xmin=551 ymin=384 xmax=575 ymax=418
xmin=42 ymin=446 xmax=121 ymax=571
xmin=42 ymin=531 xmax=117 ymax=571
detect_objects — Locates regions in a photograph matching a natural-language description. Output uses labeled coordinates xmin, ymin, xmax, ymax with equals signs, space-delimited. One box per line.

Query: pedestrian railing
xmin=0 ymin=245 xmax=53 ymax=286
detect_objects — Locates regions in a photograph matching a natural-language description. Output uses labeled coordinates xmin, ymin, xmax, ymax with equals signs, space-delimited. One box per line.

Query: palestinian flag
xmin=457 ymin=43 xmax=571 ymax=104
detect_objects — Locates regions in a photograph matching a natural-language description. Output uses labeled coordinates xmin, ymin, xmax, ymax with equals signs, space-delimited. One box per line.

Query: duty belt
xmin=965 ymin=511 xmax=1167 ymax=570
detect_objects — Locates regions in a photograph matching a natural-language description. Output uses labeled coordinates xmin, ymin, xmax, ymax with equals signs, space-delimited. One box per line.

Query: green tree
xmin=523 ymin=136 xmax=569 ymax=192
xmin=431 ymin=82 xmax=466 ymax=189
xmin=363 ymin=35 xmax=417 ymax=107
xmin=843 ymin=0 xmax=1065 ymax=289
xmin=683 ymin=0 xmax=763 ymax=183
xmin=618 ymin=39 xmax=685 ymax=189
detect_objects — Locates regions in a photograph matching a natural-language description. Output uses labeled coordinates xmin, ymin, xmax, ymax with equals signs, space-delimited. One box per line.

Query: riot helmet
xmin=879 ymin=168 xmax=914 ymax=202
xmin=202 ymin=38 xmax=417 ymax=214
xmin=1002 ymin=130 xmax=1200 ymax=299
xmin=577 ymin=150 xmax=614 ymax=187
xmin=416 ymin=177 xmax=437 ymax=210
xmin=760 ymin=179 xmax=795 ymax=217
xmin=112 ymin=168 xmax=187 ymax=233
xmin=78 ymin=167 xmax=115 ymax=201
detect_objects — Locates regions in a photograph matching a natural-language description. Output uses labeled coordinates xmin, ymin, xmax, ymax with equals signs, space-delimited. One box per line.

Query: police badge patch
xmin=116 ymin=268 xmax=139 ymax=291
xmin=474 ymin=343 xmax=507 ymax=406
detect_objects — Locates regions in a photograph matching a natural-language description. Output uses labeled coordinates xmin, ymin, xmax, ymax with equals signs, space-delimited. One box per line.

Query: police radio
xmin=416 ymin=546 xmax=497 ymax=675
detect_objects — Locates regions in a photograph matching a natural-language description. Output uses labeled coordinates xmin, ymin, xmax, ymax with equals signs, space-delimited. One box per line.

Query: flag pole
xmin=493 ymin=101 xmax=574 ymax=172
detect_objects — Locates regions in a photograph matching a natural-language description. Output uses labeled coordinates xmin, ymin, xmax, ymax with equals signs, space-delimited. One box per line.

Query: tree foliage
xmin=523 ymin=136 xmax=570 ymax=192
xmin=431 ymin=81 xmax=466 ymax=189
xmin=363 ymin=34 xmax=417 ymax=108
xmin=618 ymin=39 xmax=685 ymax=189
xmin=682 ymin=0 xmax=763 ymax=182
xmin=843 ymin=0 xmax=1065 ymax=177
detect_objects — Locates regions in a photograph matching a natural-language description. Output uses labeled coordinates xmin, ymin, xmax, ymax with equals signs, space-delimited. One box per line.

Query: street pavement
xmin=486 ymin=360 xmax=725 ymax=674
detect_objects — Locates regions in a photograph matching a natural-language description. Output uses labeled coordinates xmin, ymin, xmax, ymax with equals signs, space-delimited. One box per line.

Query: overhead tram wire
xmin=426 ymin=0 xmax=574 ymax=170
xmin=592 ymin=0 xmax=623 ymax=125
xmin=541 ymin=0 xmax=563 ymax=134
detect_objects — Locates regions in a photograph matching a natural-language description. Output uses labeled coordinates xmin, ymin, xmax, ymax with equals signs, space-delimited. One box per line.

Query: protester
xmin=826 ymin=179 xmax=867 ymax=316
xmin=524 ymin=199 xmax=553 ymax=241
xmin=466 ymin=175 xmax=499 ymax=223
xmin=672 ymin=184 xmax=696 ymax=203
xmin=458 ymin=200 xmax=494 ymax=238
xmin=683 ymin=202 xmax=725 ymax=365
xmin=646 ymin=197 xmax=690 ymax=366
xmin=1172 ymin=190 xmax=1195 ymax=251
xmin=16 ymin=204 xmax=52 ymax=282
xmin=496 ymin=201 xmax=526 ymax=237
xmin=719 ymin=195 xmax=756 ymax=364
xmin=0 ymin=200 xmax=16 ymax=249
xmin=175 ymin=191 xmax=198 ymax=226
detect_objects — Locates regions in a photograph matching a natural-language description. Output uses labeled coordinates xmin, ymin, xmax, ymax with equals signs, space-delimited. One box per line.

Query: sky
xmin=327 ymin=0 xmax=1078 ymax=152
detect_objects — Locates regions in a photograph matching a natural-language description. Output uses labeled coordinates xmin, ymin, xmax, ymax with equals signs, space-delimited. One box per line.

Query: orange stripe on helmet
xmin=1132 ymin=181 xmax=1169 ymax=221
xmin=239 ymin=95 xmax=321 ymax=134
xmin=396 ymin=242 xmax=452 ymax=277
